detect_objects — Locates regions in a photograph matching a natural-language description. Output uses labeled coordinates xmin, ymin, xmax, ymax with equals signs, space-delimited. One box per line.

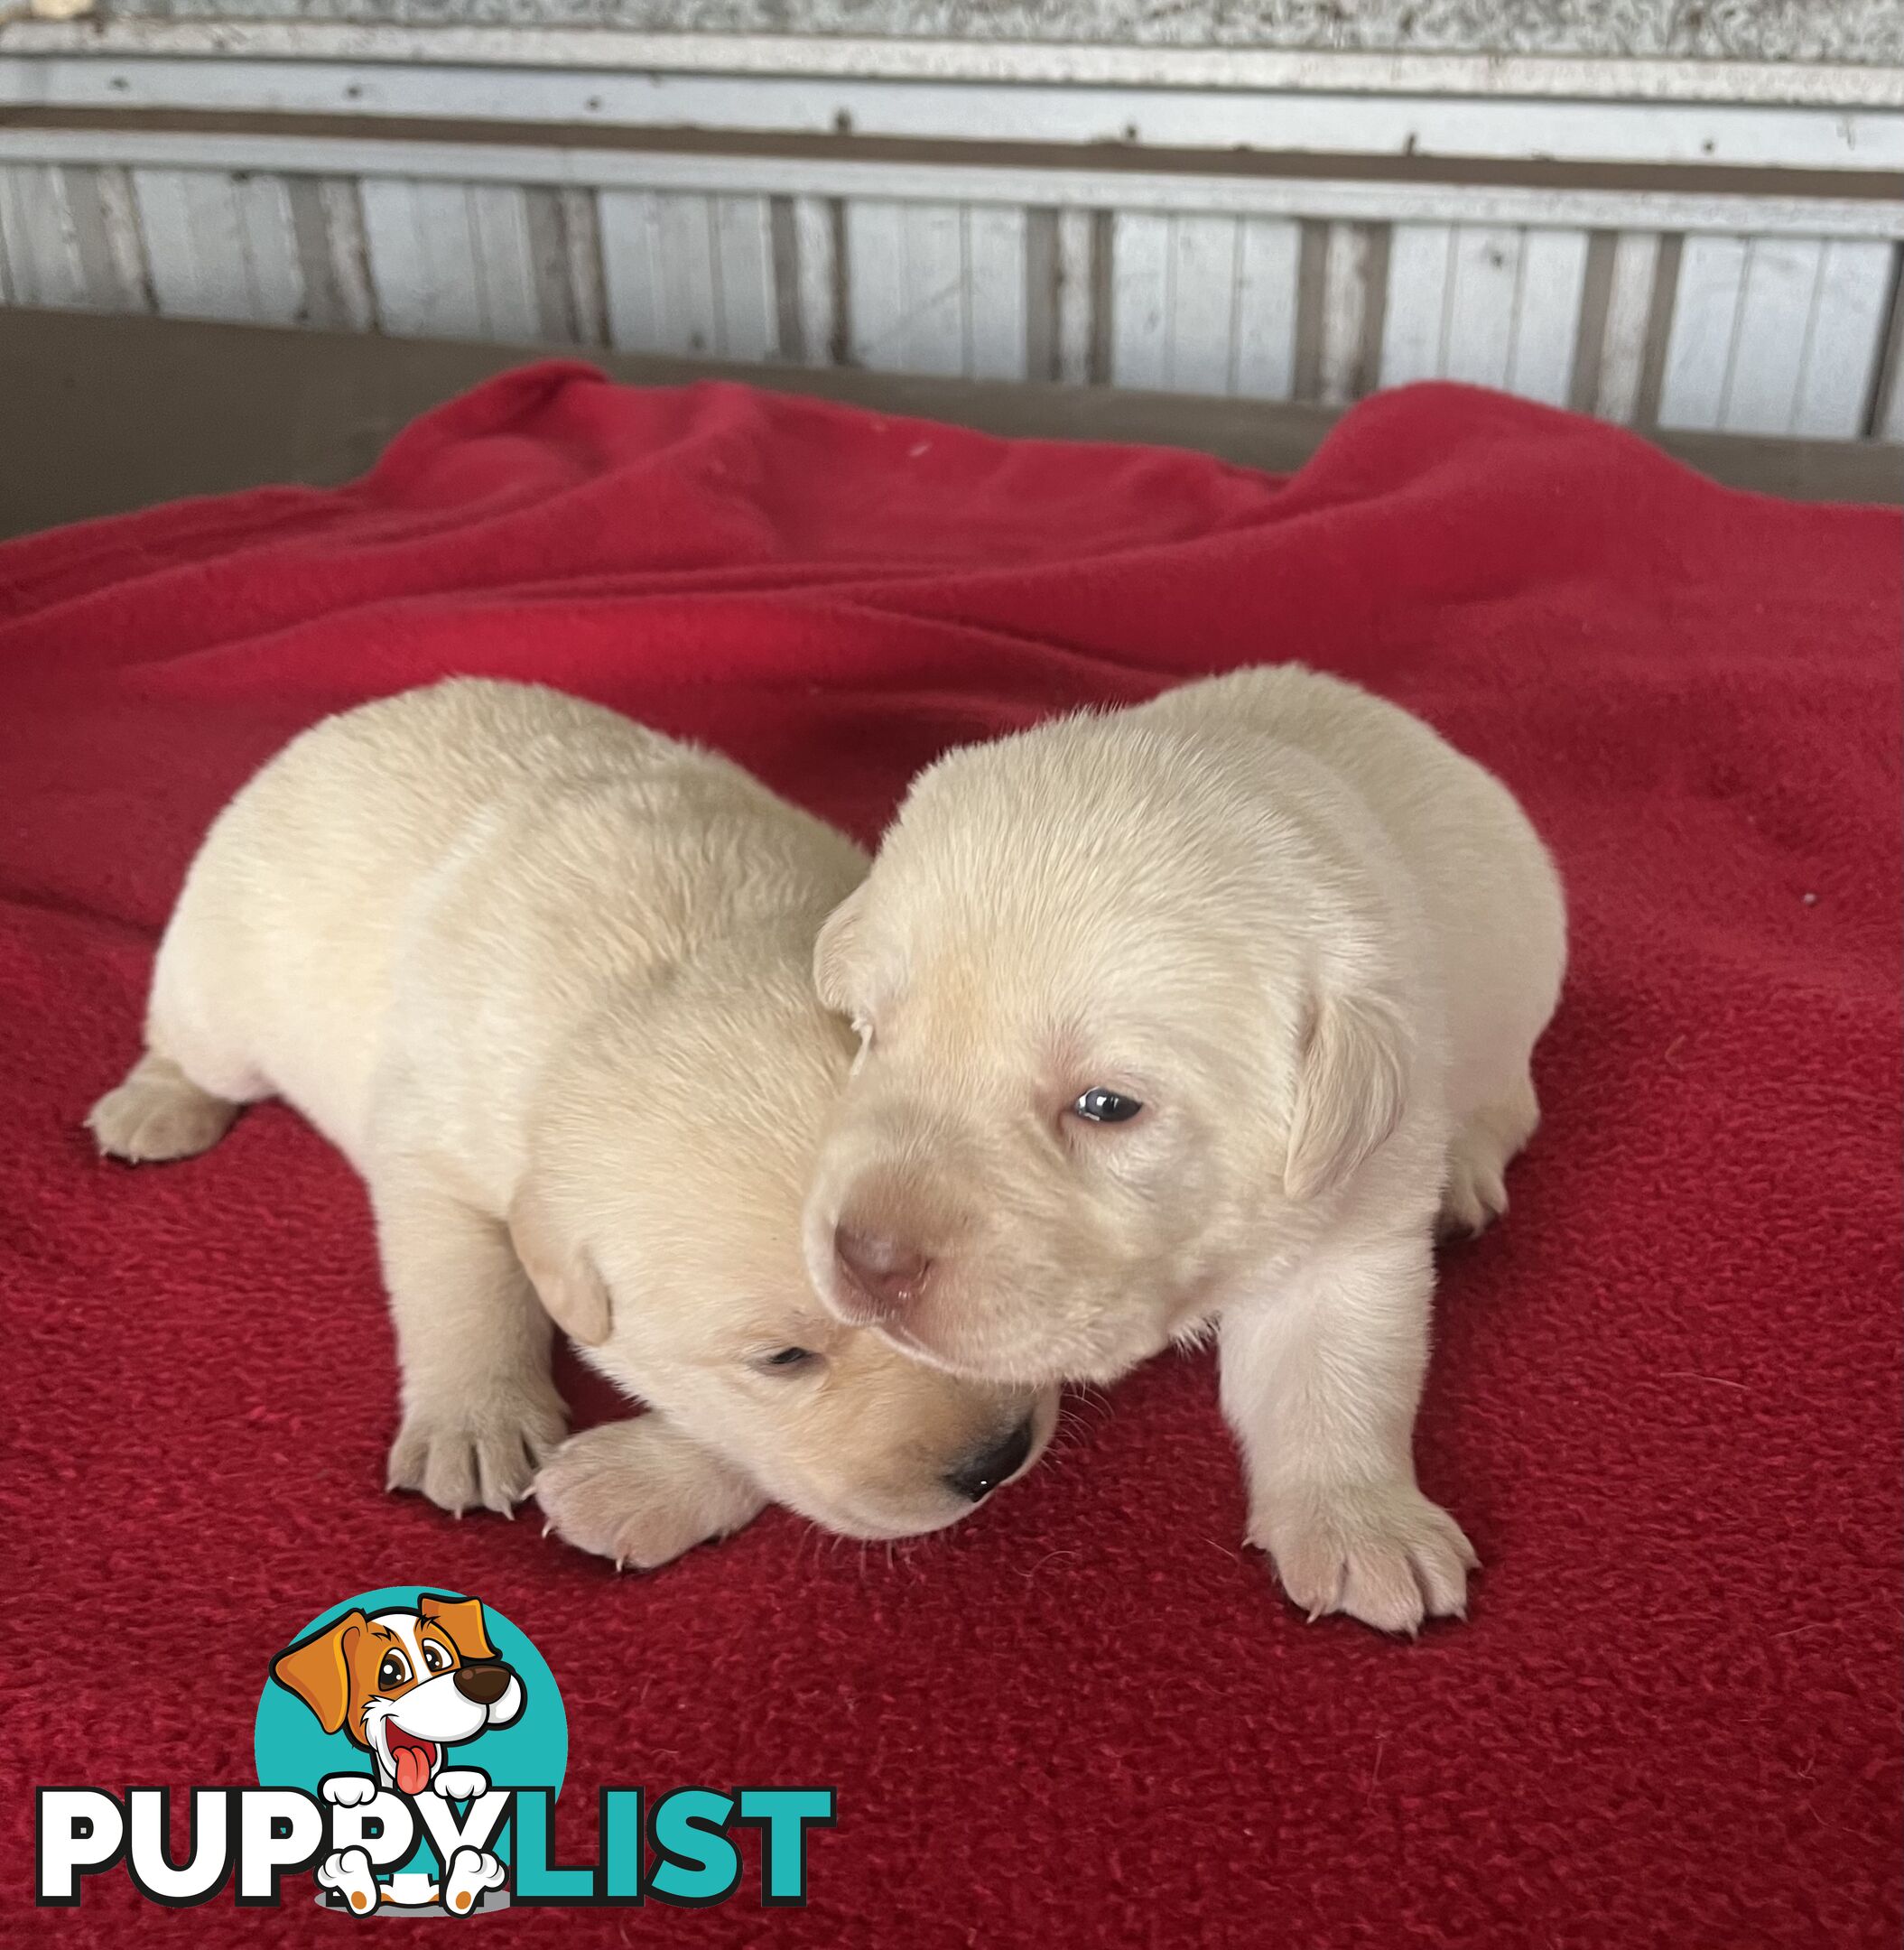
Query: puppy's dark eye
xmin=1072 ymin=1089 xmax=1144 ymax=1125
xmin=758 ymin=1347 xmax=817 ymax=1372
xmin=377 ymin=1651 xmax=411 ymax=1690
xmin=421 ymin=1641 xmax=450 ymax=1674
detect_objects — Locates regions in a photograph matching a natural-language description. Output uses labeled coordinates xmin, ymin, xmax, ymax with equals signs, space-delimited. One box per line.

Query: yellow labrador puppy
xmin=89 ymin=679 xmax=1051 ymax=1568
xmin=803 ymin=665 xmax=1565 ymax=1633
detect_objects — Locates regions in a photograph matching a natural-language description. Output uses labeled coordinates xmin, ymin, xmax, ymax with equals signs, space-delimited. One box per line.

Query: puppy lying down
xmin=805 ymin=664 xmax=1565 ymax=1633
xmin=90 ymin=679 xmax=1052 ymax=1567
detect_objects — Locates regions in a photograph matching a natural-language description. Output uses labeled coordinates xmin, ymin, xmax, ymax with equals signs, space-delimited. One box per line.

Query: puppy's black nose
xmin=945 ymin=1417 xmax=1036 ymax=1503
xmin=453 ymin=1662 xmax=514 ymax=1705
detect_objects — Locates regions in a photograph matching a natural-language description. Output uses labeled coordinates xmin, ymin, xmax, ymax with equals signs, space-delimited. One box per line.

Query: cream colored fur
xmin=804 ymin=664 xmax=1565 ymax=1632
xmin=89 ymin=679 xmax=1050 ymax=1565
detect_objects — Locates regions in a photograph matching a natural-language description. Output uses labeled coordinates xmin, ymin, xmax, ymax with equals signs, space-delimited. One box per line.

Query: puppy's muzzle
xmin=453 ymin=1662 xmax=515 ymax=1707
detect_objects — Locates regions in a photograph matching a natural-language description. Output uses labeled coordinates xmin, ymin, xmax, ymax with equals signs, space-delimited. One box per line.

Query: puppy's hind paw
xmin=88 ymin=1056 xmax=237 ymax=1164
xmin=387 ymin=1382 xmax=567 ymax=1516
xmin=534 ymin=1418 xmax=767 ymax=1572
xmin=1436 ymin=1083 xmax=1537 ymax=1240
xmin=1436 ymin=1152 xmax=1508 ymax=1240
xmin=1251 ymin=1482 xmax=1479 ymax=1637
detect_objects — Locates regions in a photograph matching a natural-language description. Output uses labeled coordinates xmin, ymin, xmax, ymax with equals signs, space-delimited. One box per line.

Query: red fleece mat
xmin=2 ymin=367 xmax=1899 ymax=1947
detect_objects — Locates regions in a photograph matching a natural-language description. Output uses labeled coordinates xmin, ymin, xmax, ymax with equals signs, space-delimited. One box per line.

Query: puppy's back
xmin=148 ymin=680 xmax=822 ymax=1162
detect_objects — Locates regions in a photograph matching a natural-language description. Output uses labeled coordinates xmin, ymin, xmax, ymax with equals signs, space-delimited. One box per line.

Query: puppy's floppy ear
xmin=1283 ymin=991 xmax=1410 ymax=1202
xmin=813 ymin=883 xmax=868 ymax=1016
xmin=508 ymin=1177 xmax=611 ymax=1347
xmin=272 ymin=1609 xmax=367 ymax=1735
xmin=417 ymin=1592 xmax=497 ymax=1663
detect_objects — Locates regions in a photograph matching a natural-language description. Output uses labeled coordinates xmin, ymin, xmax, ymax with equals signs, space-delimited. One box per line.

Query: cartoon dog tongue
xmin=386 ymin=1729 xmax=436 ymax=1796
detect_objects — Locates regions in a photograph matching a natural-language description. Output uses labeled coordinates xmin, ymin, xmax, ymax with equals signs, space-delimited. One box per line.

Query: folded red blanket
xmin=2 ymin=366 xmax=1898 ymax=1947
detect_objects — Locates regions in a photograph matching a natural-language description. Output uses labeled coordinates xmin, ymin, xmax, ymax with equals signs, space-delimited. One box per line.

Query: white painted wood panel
xmin=1110 ymin=209 xmax=1171 ymax=390
xmin=598 ymin=189 xmax=667 ymax=354
xmin=1232 ymin=217 xmax=1301 ymax=400
xmin=964 ymin=205 xmax=1026 ymax=382
xmin=1164 ymin=213 xmax=1240 ymax=395
xmin=7 ymin=151 xmax=1895 ymax=449
xmin=599 ymin=190 xmax=781 ymax=359
xmin=357 ymin=179 xmax=538 ymax=340
xmin=1383 ymin=223 xmax=1584 ymax=404
xmin=1594 ymin=230 xmax=1664 ymax=422
xmin=843 ymin=200 xmax=909 ymax=373
xmin=1318 ymin=220 xmax=1374 ymax=407
xmin=128 ymin=171 xmax=228 ymax=320
xmin=38 ymin=166 xmax=143 ymax=313
xmin=909 ymin=201 xmax=968 ymax=376
xmin=10 ymin=45 xmax=1901 ymax=175
xmin=897 ymin=201 xmax=968 ymax=377
xmin=1443 ymin=226 xmax=1522 ymax=388
xmin=790 ymin=192 xmax=834 ymax=367
xmin=654 ymin=190 xmax=722 ymax=356
xmin=132 ymin=169 xmax=302 ymax=325
xmin=1507 ymin=228 xmax=1590 ymax=405
xmin=1380 ymin=222 xmax=1454 ymax=387
xmin=88 ymin=166 xmax=151 ymax=312
xmin=1658 ymin=234 xmax=1751 ymax=431
xmin=555 ymin=185 xmax=607 ymax=347
xmin=0 ymin=164 xmax=85 ymax=309
xmin=1722 ymin=237 xmax=1824 ymax=435
xmin=711 ymin=192 xmax=776 ymax=363
xmin=360 ymin=179 xmax=486 ymax=339
xmin=1884 ymin=366 xmax=1904 ymax=443
xmin=7 ymin=131 xmax=1901 ymax=244
xmin=846 ymin=200 xmax=973 ymax=377
xmin=1054 ymin=208 xmax=1094 ymax=385
xmin=237 ymin=174 xmax=302 ymax=325
xmin=318 ymin=179 xmax=377 ymax=333
xmin=1792 ymin=239 xmax=1893 ymax=439
xmin=464 ymin=183 xmax=541 ymax=343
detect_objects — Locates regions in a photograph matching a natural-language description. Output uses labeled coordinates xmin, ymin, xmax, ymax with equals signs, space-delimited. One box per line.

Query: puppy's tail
xmin=88 ymin=1051 xmax=240 ymax=1165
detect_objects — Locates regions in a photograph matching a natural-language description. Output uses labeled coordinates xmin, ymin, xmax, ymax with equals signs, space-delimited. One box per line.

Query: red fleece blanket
xmin=2 ymin=367 xmax=1898 ymax=1948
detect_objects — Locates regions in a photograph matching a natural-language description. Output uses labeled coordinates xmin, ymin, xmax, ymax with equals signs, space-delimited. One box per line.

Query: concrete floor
xmin=1 ymin=308 xmax=1895 ymax=542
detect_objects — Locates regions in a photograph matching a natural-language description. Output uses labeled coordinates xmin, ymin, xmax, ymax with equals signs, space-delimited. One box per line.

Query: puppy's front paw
xmin=433 ymin=1769 xmax=489 ymax=1802
xmin=1250 ymin=1482 xmax=1479 ymax=1636
xmin=441 ymin=1847 xmax=506 ymax=1916
xmin=320 ymin=1773 xmax=378 ymax=1808
xmin=534 ymin=1419 xmax=766 ymax=1572
xmin=87 ymin=1063 xmax=235 ymax=1164
xmin=387 ymin=1381 xmax=567 ymax=1516
xmin=316 ymin=1845 xmax=380 ymax=1914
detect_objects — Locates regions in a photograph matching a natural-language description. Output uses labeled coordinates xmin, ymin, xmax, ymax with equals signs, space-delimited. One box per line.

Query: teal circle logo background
xmin=254 ymin=1587 xmax=567 ymax=1875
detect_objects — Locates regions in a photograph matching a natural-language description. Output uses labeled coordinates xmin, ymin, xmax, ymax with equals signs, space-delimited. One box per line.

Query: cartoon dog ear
xmin=1283 ymin=990 xmax=1411 ymax=1202
xmin=417 ymin=1593 xmax=498 ymax=1664
xmin=508 ymin=1177 xmax=611 ymax=1347
xmin=271 ymin=1610 xmax=367 ymax=1735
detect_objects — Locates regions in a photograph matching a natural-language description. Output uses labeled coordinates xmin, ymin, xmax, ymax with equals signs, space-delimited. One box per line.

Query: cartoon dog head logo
xmin=271 ymin=1593 xmax=525 ymax=1797
xmin=257 ymin=1589 xmax=563 ymax=1918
